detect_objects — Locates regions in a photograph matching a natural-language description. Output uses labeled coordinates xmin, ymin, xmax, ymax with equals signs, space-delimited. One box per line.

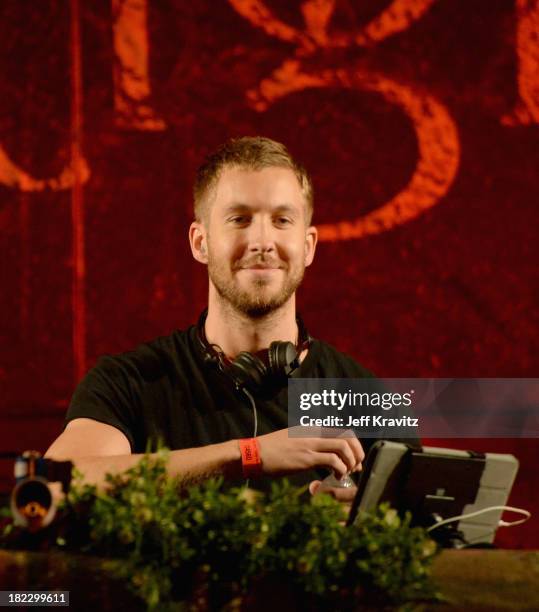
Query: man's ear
xmin=189 ymin=221 xmax=208 ymax=264
xmin=304 ymin=225 xmax=318 ymax=267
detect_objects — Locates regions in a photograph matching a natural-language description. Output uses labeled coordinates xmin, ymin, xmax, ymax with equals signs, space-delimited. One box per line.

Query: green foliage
xmin=338 ymin=506 xmax=439 ymax=606
xmin=0 ymin=506 xmax=14 ymax=541
xmin=0 ymin=452 xmax=440 ymax=610
xmin=251 ymin=481 xmax=438 ymax=607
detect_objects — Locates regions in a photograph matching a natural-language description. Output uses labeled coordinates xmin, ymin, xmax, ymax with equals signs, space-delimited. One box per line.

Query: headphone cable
xmin=242 ymin=387 xmax=258 ymax=438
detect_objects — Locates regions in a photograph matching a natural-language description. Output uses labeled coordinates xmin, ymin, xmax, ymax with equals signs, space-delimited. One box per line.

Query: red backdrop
xmin=1 ymin=0 xmax=538 ymax=547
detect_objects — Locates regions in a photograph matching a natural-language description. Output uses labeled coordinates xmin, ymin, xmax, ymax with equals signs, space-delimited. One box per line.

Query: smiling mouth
xmin=237 ymin=259 xmax=284 ymax=270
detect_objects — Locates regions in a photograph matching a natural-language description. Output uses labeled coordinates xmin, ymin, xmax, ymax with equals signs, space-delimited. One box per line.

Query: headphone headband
xmin=196 ymin=309 xmax=311 ymax=392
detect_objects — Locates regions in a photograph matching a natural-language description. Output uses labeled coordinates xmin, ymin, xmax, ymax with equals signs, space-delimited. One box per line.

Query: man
xmin=45 ymin=136 xmax=374 ymax=499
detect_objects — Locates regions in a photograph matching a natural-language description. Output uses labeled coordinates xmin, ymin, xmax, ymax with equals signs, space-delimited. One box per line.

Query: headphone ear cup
xmin=229 ymin=351 xmax=267 ymax=389
xmin=268 ymin=341 xmax=298 ymax=377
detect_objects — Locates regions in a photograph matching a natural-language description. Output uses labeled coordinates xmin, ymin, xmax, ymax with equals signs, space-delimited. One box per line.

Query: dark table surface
xmin=1 ymin=549 xmax=539 ymax=610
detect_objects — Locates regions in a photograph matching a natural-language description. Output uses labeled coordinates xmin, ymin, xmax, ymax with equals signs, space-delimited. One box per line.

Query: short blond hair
xmin=193 ymin=136 xmax=314 ymax=225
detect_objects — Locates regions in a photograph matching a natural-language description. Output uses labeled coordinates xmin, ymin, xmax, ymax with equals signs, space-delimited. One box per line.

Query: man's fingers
xmin=316 ymin=430 xmax=364 ymax=471
xmin=309 ymin=480 xmax=358 ymax=512
xmin=323 ymin=485 xmax=357 ymax=503
xmin=313 ymin=451 xmax=348 ymax=479
xmin=347 ymin=436 xmax=365 ymax=468
xmin=337 ymin=431 xmax=364 ymax=469
xmin=335 ymin=439 xmax=357 ymax=472
xmin=309 ymin=480 xmax=322 ymax=495
xmin=315 ymin=439 xmax=357 ymax=473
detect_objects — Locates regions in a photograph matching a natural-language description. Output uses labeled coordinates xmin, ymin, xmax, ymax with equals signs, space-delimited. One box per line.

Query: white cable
xmin=427 ymin=505 xmax=531 ymax=533
xmin=498 ymin=509 xmax=531 ymax=528
xmin=242 ymin=387 xmax=258 ymax=438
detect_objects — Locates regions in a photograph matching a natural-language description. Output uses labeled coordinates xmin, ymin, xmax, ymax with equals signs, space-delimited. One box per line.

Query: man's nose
xmin=247 ymin=218 xmax=275 ymax=253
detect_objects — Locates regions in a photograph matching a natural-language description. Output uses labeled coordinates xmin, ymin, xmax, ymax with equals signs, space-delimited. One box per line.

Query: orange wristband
xmin=238 ymin=438 xmax=263 ymax=478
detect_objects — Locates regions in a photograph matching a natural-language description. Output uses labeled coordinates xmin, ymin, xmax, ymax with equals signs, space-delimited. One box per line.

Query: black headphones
xmin=196 ymin=309 xmax=311 ymax=393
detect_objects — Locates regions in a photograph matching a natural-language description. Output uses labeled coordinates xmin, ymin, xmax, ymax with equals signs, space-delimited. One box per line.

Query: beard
xmin=207 ymin=253 xmax=305 ymax=318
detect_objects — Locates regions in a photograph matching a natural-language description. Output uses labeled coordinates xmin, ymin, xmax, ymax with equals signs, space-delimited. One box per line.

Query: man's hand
xmin=257 ymin=427 xmax=364 ymax=478
xmin=308 ymin=479 xmax=358 ymax=501
xmin=308 ymin=479 xmax=358 ymax=515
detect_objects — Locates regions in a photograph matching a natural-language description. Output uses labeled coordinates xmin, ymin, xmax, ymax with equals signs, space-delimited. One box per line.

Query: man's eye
xmin=275 ymin=217 xmax=292 ymax=226
xmin=229 ymin=216 xmax=249 ymax=224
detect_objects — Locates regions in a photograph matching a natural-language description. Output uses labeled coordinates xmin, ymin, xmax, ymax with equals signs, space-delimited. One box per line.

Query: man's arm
xmin=45 ymin=418 xmax=364 ymax=489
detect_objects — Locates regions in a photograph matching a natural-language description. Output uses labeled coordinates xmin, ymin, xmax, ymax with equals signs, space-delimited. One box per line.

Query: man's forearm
xmin=62 ymin=440 xmax=243 ymax=490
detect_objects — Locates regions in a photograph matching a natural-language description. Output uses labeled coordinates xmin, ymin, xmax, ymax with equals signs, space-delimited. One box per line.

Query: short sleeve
xmin=64 ymin=355 xmax=141 ymax=452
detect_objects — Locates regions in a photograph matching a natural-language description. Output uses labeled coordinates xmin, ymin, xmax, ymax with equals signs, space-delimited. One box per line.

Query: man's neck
xmin=204 ymin=297 xmax=299 ymax=358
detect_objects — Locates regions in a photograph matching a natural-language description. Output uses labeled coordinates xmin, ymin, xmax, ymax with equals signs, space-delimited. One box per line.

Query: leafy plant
xmin=0 ymin=452 xmax=440 ymax=610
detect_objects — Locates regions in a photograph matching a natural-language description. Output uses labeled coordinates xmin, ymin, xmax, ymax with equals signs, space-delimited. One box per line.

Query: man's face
xmin=195 ymin=166 xmax=317 ymax=318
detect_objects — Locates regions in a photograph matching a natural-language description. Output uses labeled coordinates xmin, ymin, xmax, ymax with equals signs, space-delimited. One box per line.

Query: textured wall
xmin=1 ymin=0 xmax=538 ymax=547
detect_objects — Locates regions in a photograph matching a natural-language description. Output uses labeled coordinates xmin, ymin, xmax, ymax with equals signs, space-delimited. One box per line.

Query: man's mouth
xmin=237 ymin=259 xmax=283 ymax=271
xmin=242 ymin=264 xmax=281 ymax=270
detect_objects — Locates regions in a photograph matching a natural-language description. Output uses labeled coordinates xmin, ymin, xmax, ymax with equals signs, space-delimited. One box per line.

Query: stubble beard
xmin=207 ymin=254 xmax=305 ymax=319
